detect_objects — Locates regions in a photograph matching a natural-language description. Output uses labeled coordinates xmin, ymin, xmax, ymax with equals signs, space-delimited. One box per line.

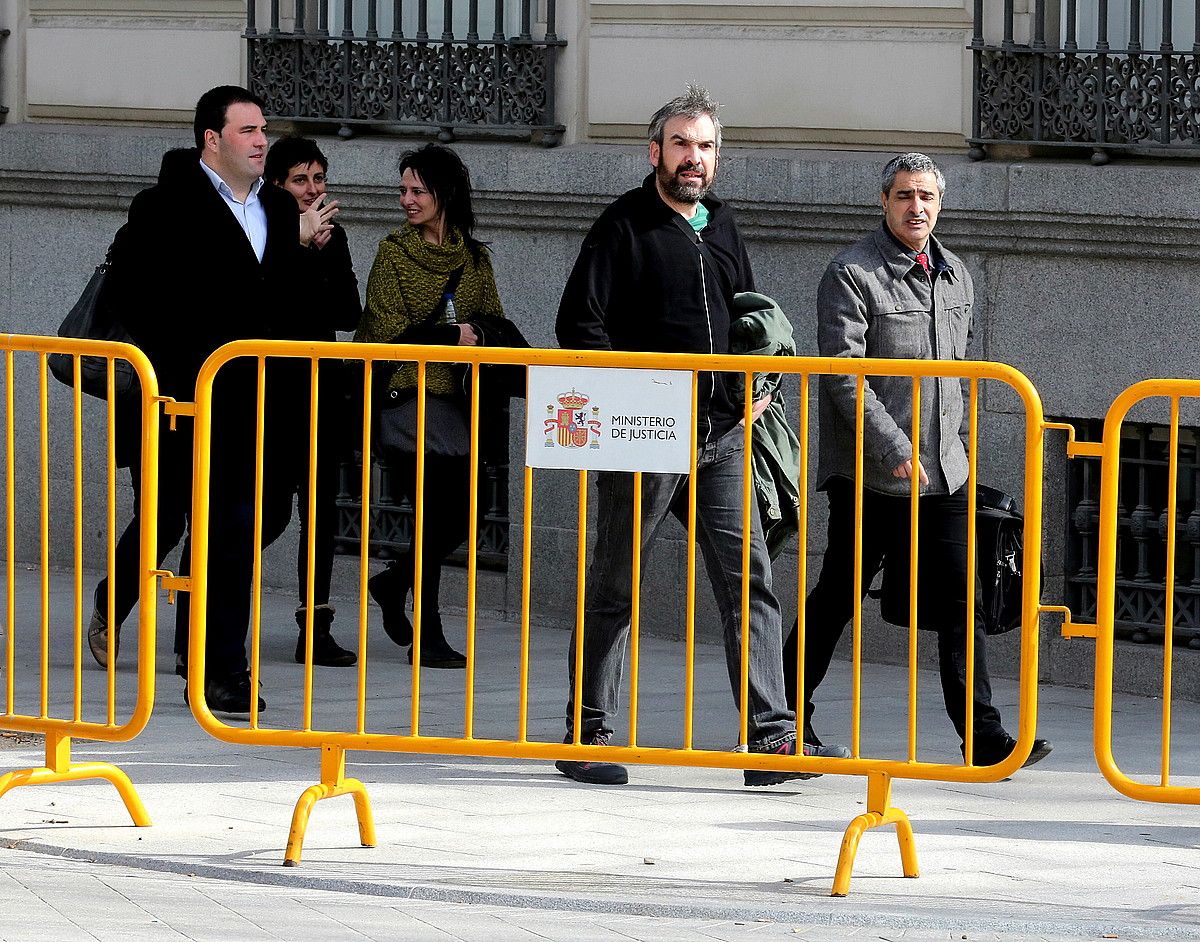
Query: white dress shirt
xmin=199 ymin=158 xmax=267 ymax=262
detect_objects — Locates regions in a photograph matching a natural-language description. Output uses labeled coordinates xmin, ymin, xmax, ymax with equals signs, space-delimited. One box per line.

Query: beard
xmin=657 ymin=160 xmax=712 ymax=204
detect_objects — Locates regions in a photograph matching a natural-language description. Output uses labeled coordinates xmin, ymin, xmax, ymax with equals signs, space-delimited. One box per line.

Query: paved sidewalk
xmin=1 ymin=572 xmax=1199 ymax=941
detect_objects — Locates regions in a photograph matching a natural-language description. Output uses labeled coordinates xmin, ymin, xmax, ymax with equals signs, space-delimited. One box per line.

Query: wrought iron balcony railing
xmin=1067 ymin=419 xmax=1200 ymax=649
xmin=970 ymin=0 xmax=1200 ymax=162
xmin=246 ymin=0 xmax=565 ymax=144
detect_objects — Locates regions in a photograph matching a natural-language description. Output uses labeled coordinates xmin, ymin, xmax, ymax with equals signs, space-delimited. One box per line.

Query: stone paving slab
xmin=0 ymin=575 xmax=1198 ymax=940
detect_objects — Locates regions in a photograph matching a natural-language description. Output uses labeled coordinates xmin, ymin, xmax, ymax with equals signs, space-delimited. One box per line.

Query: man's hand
xmin=738 ymin=393 xmax=773 ymax=427
xmin=300 ymin=198 xmax=339 ymax=247
xmin=457 ymin=324 xmax=479 ymax=346
xmin=892 ymin=458 xmax=929 ymax=486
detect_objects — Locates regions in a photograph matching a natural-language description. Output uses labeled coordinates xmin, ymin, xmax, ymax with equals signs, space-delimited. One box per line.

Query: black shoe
xmin=555 ymin=732 xmax=628 ymax=785
xmin=87 ymin=585 xmax=119 ymax=669
xmin=184 ymin=670 xmax=265 ymax=715
xmin=368 ymin=565 xmax=413 ymax=647
xmin=174 ymin=654 xmax=187 ymax=679
xmin=967 ymin=735 xmax=1053 ymax=768
xmin=294 ymin=605 xmax=356 ymax=667
xmin=407 ymin=628 xmax=467 ymax=669
xmin=743 ymin=737 xmax=849 ymax=787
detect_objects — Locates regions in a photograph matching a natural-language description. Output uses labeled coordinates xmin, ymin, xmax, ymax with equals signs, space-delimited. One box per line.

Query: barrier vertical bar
xmin=682 ymin=373 xmax=699 ymax=749
xmin=356 ymin=360 xmax=374 ymax=735
xmin=1160 ymin=396 xmax=1179 ymax=785
xmin=908 ymin=377 xmax=921 ymax=763
xmin=302 ymin=359 xmax=320 ymax=733
xmin=739 ymin=371 xmax=753 ymax=749
xmin=795 ymin=374 xmax=809 ymax=738
xmin=38 ymin=354 xmax=49 ymax=720
xmin=105 ymin=362 xmax=118 ymax=724
xmin=71 ymin=358 xmax=84 ymax=722
xmin=411 ymin=365 xmax=428 ymax=736
xmin=465 ymin=362 xmax=482 ymax=739
xmin=3 ymin=350 xmax=13 ymax=717
xmin=249 ymin=356 xmax=268 ymax=730
xmin=964 ymin=379 xmax=979 ymax=764
xmin=570 ymin=468 xmax=587 ymax=744
xmin=628 ymin=472 xmax=642 ymax=747
xmin=851 ymin=375 xmax=865 ymax=757
xmin=517 ymin=464 xmax=533 ymax=742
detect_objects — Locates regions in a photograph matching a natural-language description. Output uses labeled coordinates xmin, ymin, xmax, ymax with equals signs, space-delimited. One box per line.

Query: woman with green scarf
xmin=355 ymin=144 xmax=506 ymax=668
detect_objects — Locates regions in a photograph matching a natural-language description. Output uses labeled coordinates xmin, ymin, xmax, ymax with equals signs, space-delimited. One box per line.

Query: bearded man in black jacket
xmin=553 ymin=86 xmax=845 ymax=787
xmin=90 ymin=85 xmax=339 ymax=714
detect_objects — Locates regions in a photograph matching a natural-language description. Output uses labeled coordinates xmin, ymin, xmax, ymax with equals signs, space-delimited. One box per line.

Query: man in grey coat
xmin=783 ymin=152 xmax=1051 ymax=768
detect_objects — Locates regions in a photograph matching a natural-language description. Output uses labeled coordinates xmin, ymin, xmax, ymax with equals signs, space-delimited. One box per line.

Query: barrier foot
xmin=283 ymin=744 xmax=375 ymax=867
xmin=0 ymin=734 xmax=151 ymax=827
xmin=831 ymin=771 xmax=918 ymax=897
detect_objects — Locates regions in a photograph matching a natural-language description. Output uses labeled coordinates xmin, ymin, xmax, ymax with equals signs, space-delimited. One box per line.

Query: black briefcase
xmin=873 ymin=485 xmax=1034 ymax=636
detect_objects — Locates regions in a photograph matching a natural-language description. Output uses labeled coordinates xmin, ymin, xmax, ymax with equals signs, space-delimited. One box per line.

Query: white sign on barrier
xmin=525 ymin=365 xmax=693 ymax=473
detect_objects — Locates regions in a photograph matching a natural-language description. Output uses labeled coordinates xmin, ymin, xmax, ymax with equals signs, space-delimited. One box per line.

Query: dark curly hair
xmin=398 ymin=143 xmax=487 ymax=262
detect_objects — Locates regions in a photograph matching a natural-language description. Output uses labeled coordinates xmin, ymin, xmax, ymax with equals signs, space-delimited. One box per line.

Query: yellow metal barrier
xmin=1088 ymin=379 xmax=1200 ymax=806
xmin=184 ymin=339 xmax=1048 ymax=894
xmin=0 ymin=334 xmax=161 ymax=825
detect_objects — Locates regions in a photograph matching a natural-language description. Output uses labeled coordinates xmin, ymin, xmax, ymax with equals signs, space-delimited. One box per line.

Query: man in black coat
xmin=553 ymin=86 xmax=840 ymax=787
xmin=93 ymin=85 xmax=338 ymax=713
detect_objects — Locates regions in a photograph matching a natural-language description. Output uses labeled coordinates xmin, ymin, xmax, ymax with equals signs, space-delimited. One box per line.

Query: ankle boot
xmin=367 ymin=563 xmax=413 ymax=647
xmin=408 ymin=614 xmax=466 ymax=669
xmin=295 ymin=604 xmax=357 ymax=667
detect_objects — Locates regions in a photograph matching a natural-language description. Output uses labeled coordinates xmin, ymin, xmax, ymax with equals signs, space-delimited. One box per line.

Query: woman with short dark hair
xmin=265 ymin=135 xmax=361 ymax=668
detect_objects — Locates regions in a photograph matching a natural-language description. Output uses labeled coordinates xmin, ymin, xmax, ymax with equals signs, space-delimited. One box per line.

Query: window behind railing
xmin=1067 ymin=419 xmax=1200 ymax=648
xmin=245 ymin=0 xmax=565 ymax=144
xmin=969 ymin=0 xmax=1200 ymax=162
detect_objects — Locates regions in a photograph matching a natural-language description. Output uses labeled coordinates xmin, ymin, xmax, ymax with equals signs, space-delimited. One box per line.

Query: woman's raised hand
xmin=300 ymin=198 xmax=340 ymax=247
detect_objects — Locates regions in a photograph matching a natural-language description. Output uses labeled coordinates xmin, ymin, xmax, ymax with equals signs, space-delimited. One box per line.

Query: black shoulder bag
xmin=48 ymin=244 xmax=138 ymax=399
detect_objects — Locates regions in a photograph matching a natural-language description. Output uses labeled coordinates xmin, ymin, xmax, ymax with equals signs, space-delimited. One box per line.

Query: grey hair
xmin=648 ymin=84 xmax=723 ymax=149
xmin=881 ymin=153 xmax=946 ymax=197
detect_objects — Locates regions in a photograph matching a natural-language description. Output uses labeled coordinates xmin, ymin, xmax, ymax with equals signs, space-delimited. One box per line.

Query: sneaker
xmin=184 ymin=670 xmax=265 ymax=715
xmin=87 ymin=606 xmax=119 ymax=669
xmin=966 ymin=735 xmax=1052 ymax=769
xmin=743 ymin=737 xmax=850 ymax=787
xmin=294 ymin=605 xmax=357 ymax=667
xmin=555 ymin=732 xmax=628 ymax=786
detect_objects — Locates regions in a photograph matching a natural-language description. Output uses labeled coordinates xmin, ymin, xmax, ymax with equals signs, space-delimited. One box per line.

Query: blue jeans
xmin=565 ymin=425 xmax=796 ymax=749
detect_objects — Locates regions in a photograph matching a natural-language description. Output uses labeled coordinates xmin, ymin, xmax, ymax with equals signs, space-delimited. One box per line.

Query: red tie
xmin=915 ymin=251 xmax=930 ymax=275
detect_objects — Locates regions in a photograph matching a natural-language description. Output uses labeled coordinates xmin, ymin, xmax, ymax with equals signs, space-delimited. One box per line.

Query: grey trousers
xmin=565 ymin=425 xmax=796 ymax=748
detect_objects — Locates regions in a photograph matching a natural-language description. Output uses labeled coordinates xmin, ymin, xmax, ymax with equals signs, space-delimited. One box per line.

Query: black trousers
xmin=172 ymin=398 xmax=299 ymax=678
xmin=784 ymin=477 xmax=1007 ymax=747
xmin=295 ymin=365 xmax=351 ymax=610
xmin=94 ymin=426 xmax=191 ymax=629
xmin=391 ymin=453 xmax=472 ymax=623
